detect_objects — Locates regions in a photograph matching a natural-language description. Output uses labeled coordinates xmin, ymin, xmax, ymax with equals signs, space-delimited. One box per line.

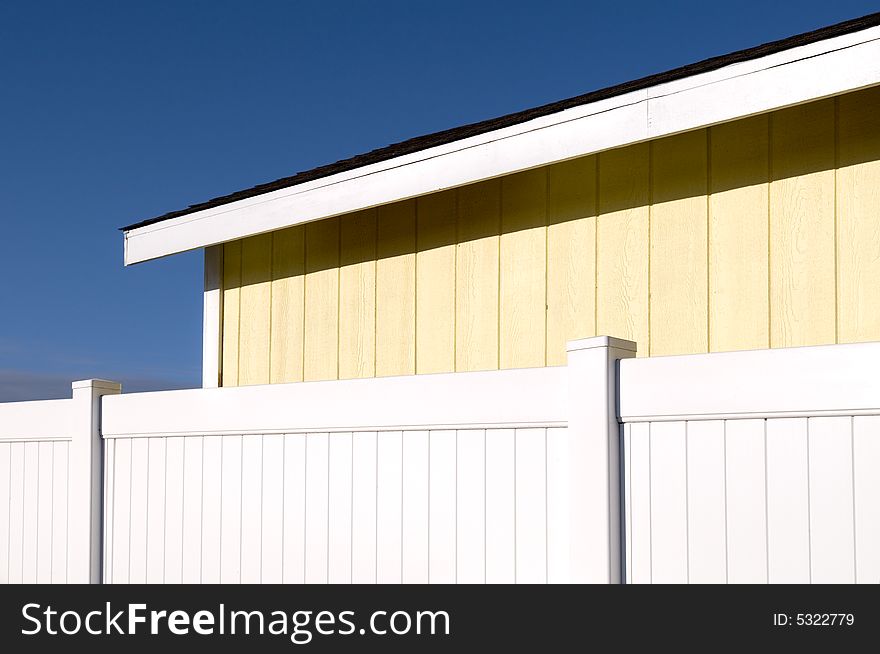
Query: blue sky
xmin=0 ymin=0 xmax=876 ymax=400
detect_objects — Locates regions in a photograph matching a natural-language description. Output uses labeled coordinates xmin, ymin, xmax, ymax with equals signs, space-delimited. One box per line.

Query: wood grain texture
xmin=837 ymin=86 xmax=880 ymax=344
xmin=455 ymin=180 xmax=500 ymax=372
xmin=339 ymin=210 xmax=377 ymax=379
xmin=304 ymin=218 xmax=339 ymax=381
xmin=650 ymin=130 xmax=709 ymax=356
xmin=500 ymin=169 xmax=547 ymax=369
xmin=221 ymin=240 xmax=242 ymax=386
xmin=238 ymin=234 xmax=272 ymax=385
xmin=770 ymin=99 xmax=836 ymax=348
xmin=597 ymin=144 xmax=650 ymax=356
xmin=546 ymin=157 xmax=596 ymax=365
xmin=270 ymin=226 xmax=305 ymax=383
xmin=376 ymin=201 xmax=416 ymax=377
xmin=709 ymin=116 xmax=770 ymax=352
xmin=416 ymin=191 xmax=456 ymax=374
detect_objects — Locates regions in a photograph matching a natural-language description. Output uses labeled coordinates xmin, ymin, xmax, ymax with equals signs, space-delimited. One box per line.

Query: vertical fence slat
xmin=261 ymin=434 xmax=284 ymax=583
xmin=808 ymin=416 xmax=855 ymax=583
xmin=765 ymin=418 xmax=810 ymax=583
xmin=240 ymin=434 xmax=264 ymax=583
xmin=36 ymin=441 xmax=53 ymax=583
xmin=201 ymin=435 xmax=222 ymax=583
xmin=686 ymin=420 xmax=726 ymax=583
xmin=21 ymin=443 xmax=39 ymax=583
xmin=181 ymin=436 xmax=203 ymax=583
xmin=649 ymin=421 xmax=688 ymax=583
xmin=546 ymin=426 xmax=570 ymax=584
xmin=128 ymin=438 xmax=149 ymax=583
xmin=485 ymin=429 xmax=515 ymax=583
xmin=163 ymin=436 xmax=184 ymax=583
xmin=145 ymin=438 xmax=166 ymax=583
xmin=376 ymin=431 xmax=403 ymax=583
xmin=102 ymin=439 xmax=115 ymax=583
xmin=8 ymin=443 xmax=24 ymax=583
xmin=282 ymin=434 xmax=307 ymax=584
xmin=351 ymin=432 xmax=377 ymax=584
xmin=50 ymin=441 xmax=67 ymax=584
xmin=456 ymin=429 xmax=485 ymax=584
xmin=514 ymin=427 xmax=547 ymax=584
xmin=110 ymin=438 xmax=131 ymax=584
xmin=401 ymin=430 xmax=429 ymax=584
xmin=328 ymin=432 xmax=353 ymax=584
xmin=0 ymin=444 xmax=9 ymax=583
xmin=429 ymin=429 xmax=456 ymax=584
xmin=853 ymin=416 xmax=880 ymax=584
xmin=220 ymin=435 xmax=242 ymax=583
xmin=724 ymin=419 xmax=767 ymax=583
xmin=628 ymin=422 xmax=651 ymax=584
xmin=304 ymin=432 xmax=329 ymax=583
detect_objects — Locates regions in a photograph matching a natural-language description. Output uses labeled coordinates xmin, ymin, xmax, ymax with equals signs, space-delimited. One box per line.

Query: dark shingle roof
xmin=123 ymin=11 xmax=880 ymax=232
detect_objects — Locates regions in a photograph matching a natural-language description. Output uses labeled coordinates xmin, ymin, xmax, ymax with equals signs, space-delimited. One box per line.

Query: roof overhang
xmin=123 ymin=23 xmax=880 ymax=265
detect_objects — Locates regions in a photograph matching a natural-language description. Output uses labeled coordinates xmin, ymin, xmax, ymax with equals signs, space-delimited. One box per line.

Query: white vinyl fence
xmin=619 ymin=342 xmax=880 ymax=584
xmin=100 ymin=337 xmax=631 ymax=584
xmin=0 ymin=380 xmax=120 ymax=583
xmin=3 ymin=337 xmax=879 ymax=584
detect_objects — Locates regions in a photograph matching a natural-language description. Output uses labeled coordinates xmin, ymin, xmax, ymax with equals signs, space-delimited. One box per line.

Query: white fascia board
xmin=124 ymin=26 xmax=880 ymax=265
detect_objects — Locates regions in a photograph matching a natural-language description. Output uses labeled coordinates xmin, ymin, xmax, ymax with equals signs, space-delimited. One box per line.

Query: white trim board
xmin=124 ymin=25 xmax=880 ymax=265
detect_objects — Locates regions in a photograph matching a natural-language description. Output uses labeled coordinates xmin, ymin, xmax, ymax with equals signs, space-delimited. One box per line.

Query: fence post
xmin=566 ymin=336 xmax=636 ymax=583
xmin=69 ymin=379 xmax=121 ymax=583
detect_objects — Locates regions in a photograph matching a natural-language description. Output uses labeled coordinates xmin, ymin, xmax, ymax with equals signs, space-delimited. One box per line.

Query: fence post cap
xmin=71 ymin=379 xmax=122 ymax=393
xmin=566 ymin=336 xmax=637 ymax=353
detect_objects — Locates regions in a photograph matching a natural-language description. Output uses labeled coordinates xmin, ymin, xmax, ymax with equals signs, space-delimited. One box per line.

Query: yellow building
xmin=122 ymin=13 xmax=880 ymax=388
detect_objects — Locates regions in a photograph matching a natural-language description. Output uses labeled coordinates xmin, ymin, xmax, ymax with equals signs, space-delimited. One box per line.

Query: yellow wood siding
xmin=219 ymin=87 xmax=880 ymax=386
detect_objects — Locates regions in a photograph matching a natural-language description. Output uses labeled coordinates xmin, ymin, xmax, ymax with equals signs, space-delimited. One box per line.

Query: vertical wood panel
xmin=500 ymin=170 xmax=546 ymax=369
xmin=304 ymin=219 xmax=340 ymax=381
xmin=376 ymin=431 xmax=403 ymax=583
xmin=853 ymin=416 xmax=880 ymax=584
xmin=725 ymin=419 xmax=767 ymax=583
xmin=221 ymin=241 xmax=242 ymax=386
xmin=351 ymin=432 xmax=378 ymax=584
xmin=770 ymin=100 xmax=836 ymax=347
xmin=145 ymin=438 xmax=166 ymax=583
xmin=546 ymin=426 xmax=570 ymax=583
xmin=339 ymin=210 xmax=377 ymax=379
xmin=36 ymin=441 xmax=53 ymax=583
xmin=429 ymin=430 xmax=457 ymax=583
xmin=686 ymin=420 xmax=727 ymax=583
xmin=128 ymin=438 xmax=149 ymax=583
xmin=220 ymin=435 xmax=242 ymax=583
xmin=456 ymin=429 xmax=485 ymax=583
xmin=837 ymin=87 xmax=880 ymax=344
xmin=240 ymin=435 xmax=263 ymax=583
xmin=485 ymin=429 xmax=515 ymax=583
xmin=0 ymin=444 xmax=8 ymax=583
xmin=50 ymin=442 xmax=67 ymax=583
xmin=239 ymin=234 xmax=272 ymax=385
xmin=376 ymin=202 xmax=416 ymax=377
xmin=765 ymin=418 xmax=810 ymax=583
xmin=417 ymin=192 xmax=457 ymax=374
xmin=597 ymin=144 xmax=650 ymax=355
xmin=201 ymin=436 xmax=222 ymax=583
xmin=111 ymin=438 xmax=131 ymax=584
xmin=8 ymin=443 xmax=23 ymax=583
xmin=401 ymin=430 xmax=429 ymax=583
xmin=515 ymin=428 xmax=547 ymax=583
xmin=282 ymin=434 xmax=307 ymax=584
xmin=547 ymin=157 xmax=596 ymax=365
xmin=808 ymin=417 xmax=855 ymax=583
xmin=328 ymin=432 xmax=353 ymax=583
xmin=709 ymin=116 xmax=770 ymax=352
xmin=270 ymin=226 xmax=305 ymax=383
xmin=649 ymin=421 xmax=688 ymax=583
xmin=628 ymin=422 xmax=651 ymax=583
xmin=182 ymin=436 xmax=203 ymax=583
xmin=261 ymin=434 xmax=284 ymax=582
xmin=455 ymin=180 xmax=500 ymax=372
xmin=304 ymin=433 xmax=329 ymax=583
xmin=651 ymin=130 xmax=709 ymax=356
